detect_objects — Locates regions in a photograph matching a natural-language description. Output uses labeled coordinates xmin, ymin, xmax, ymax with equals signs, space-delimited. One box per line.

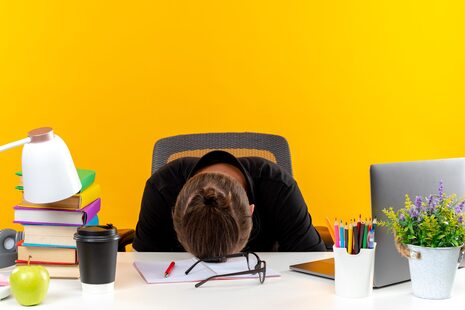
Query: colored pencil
xmin=339 ymin=220 xmax=345 ymax=248
xmin=362 ymin=221 xmax=368 ymax=249
xmin=344 ymin=223 xmax=348 ymax=251
xmin=368 ymin=229 xmax=375 ymax=249
xmin=353 ymin=223 xmax=359 ymax=254
xmin=359 ymin=222 xmax=365 ymax=250
xmin=334 ymin=218 xmax=339 ymax=248
xmin=326 ymin=217 xmax=336 ymax=243
xmin=348 ymin=221 xmax=353 ymax=254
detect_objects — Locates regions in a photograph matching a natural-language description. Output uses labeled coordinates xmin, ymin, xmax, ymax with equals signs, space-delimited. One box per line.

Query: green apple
xmin=9 ymin=265 xmax=49 ymax=306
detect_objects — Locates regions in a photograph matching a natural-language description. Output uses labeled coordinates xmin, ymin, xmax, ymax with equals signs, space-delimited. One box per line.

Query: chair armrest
xmin=118 ymin=228 xmax=135 ymax=252
xmin=315 ymin=226 xmax=334 ymax=251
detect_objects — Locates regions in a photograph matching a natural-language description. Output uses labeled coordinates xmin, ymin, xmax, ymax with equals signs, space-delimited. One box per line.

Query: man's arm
xmin=274 ymin=182 xmax=326 ymax=252
xmin=132 ymin=179 xmax=180 ymax=252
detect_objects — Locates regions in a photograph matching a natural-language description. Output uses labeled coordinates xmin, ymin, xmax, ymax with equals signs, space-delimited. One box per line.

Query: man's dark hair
xmin=173 ymin=172 xmax=252 ymax=258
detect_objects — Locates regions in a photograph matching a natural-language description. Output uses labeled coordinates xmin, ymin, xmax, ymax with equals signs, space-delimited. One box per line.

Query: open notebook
xmin=134 ymin=256 xmax=280 ymax=284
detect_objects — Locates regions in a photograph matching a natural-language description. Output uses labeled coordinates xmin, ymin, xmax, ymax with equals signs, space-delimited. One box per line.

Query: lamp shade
xmin=22 ymin=128 xmax=82 ymax=203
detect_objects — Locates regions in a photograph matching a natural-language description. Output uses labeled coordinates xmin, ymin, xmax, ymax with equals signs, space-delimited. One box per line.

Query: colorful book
xmin=13 ymin=198 xmax=101 ymax=226
xmin=76 ymin=169 xmax=96 ymax=193
xmin=15 ymin=262 xmax=79 ymax=279
xmin=17 ymin=246 xmax=77 ymax=264
xmin=15 ymin=260 xmax=76 ymax=266
xmin=22 ymin=225 xmax=78 ymax=248
xmin=19 ymin=183 xmax=101 ymax=210
xmin=16 ymin=169 xmax=96 ymax=193
xmin=86 ymin=214 xmax=99 ymax=226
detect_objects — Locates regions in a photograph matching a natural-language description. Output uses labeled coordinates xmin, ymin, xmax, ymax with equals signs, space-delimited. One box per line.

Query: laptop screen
xmin=370 ymin=157 xmax=465 ymax=287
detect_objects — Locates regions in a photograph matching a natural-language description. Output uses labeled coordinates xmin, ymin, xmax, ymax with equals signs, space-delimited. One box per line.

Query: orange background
xmin=1 ymin=1 xmax=465 ymax=233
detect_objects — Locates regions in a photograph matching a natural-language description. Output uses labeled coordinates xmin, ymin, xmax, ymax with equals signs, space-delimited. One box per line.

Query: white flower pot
xmin=407 ymin=244 xmax=463 ymax=299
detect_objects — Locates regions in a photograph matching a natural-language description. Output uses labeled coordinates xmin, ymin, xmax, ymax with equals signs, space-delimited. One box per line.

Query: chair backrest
xmin=151 ymin=132 xmax=333 ymax=250
xmin=152 ymin=132 xmax=293 ymax=176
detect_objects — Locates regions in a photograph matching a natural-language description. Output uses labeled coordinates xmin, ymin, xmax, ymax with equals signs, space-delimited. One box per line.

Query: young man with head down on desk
xmin=133 ymin=150 xmax=326 ymax=258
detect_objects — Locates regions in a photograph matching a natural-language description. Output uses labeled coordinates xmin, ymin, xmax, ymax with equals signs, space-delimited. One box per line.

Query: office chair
xmin=118 ymin=132 xmax=333 ymax=251
xmin=152 ymin=132 xmax=293 ymax=175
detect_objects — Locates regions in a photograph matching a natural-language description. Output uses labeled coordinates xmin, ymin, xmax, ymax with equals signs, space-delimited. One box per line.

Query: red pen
xmin=164 ymin=261 xmax=175 ymax=278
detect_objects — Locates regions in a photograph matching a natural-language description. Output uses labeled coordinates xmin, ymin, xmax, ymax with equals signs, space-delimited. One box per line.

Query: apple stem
xmin=28 ymin=255 xmax=31 ymax=266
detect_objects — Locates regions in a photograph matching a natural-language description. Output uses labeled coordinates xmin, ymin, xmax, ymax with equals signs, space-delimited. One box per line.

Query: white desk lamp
xmin=0 ymin=127 xmax=81 ymax=271
xmin=0 ymin=127 xmax=81 ymax=203
xmin=0 ymin=127 xmax=81 ymax=269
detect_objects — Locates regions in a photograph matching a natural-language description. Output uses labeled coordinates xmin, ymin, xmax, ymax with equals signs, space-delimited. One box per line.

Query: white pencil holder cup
xmin=333 ymin=243 xmax=376 ymax=298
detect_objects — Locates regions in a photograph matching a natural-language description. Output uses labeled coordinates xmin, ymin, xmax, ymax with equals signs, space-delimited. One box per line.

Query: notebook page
xmin=134 ymin=256 xmax=280 ymax=284
xmin=134 ymin=258 xmax=215 ymax=284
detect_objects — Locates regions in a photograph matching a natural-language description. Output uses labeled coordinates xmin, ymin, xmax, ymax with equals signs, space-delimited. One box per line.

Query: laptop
xmin=290 ymin=157 xmax=465 ymax=287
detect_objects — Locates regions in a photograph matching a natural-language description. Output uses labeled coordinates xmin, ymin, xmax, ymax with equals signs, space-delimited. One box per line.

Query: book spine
xmin=14 ymin=221 xmax=84 ymax=227
xmin=13 ymin=198 xmax=101 ymax=226
xmin=22 ymin=243 xmax=77 ymax=249
xmin=86 ymin=214 xmax=99 ymax=226
xmin=82 ymin=198 xmax=101 ymax=224
xmin=17 ymin=247 xmax=77 ymax=264
xmin=79 ymin=183 xmax=101 ymax=208
xmin=15 ymin=260 xmax=77 ymax=266
xmin=78 ymin=169 xmax=96 ymax=193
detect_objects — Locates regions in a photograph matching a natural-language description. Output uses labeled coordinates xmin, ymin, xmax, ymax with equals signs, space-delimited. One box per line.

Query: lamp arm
xmin=0 ymin=137 xmax=32 ymax=152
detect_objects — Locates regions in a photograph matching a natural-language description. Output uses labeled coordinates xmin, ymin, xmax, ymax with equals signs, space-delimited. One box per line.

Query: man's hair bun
xmin=199 ymin=187 xmax=230 ymax=209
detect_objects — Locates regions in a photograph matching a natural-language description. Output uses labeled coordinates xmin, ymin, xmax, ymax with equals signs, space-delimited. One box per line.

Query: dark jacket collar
xmin=187 ymin=150 xmax=255 ymax=204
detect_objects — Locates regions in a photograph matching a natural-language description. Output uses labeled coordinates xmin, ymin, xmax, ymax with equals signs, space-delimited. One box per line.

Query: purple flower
xmin=428 ymin=195 xmax=434 ymax=205
xmin=438 ymin=180 xmax=444 ymax=201
xmin=415 ymin=196 xmax=422 ymax=209
xmin=409 ymin=207 xmax=419 ymax=219
xmin=459 ymin=216 xmax=463 ymax=224
xmin=399 ymin=213 xmax=406 ymax=221
xmin=426 ymin=195 xmax=436 ymax=213
xmin=455 ymin=201 xmax=465 ymax=214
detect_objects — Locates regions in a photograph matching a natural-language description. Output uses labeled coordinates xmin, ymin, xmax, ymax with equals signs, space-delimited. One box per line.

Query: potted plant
xmin=382 ymin=181 xmax=465 ymax=299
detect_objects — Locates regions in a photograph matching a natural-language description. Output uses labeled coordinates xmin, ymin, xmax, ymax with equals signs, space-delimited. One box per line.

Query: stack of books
xmin=13 ymin=169 xmax=101 ymax=279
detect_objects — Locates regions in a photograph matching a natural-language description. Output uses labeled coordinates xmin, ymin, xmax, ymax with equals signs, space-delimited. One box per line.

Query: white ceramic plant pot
xmin=407 ymin=244 xmax=463 ymax=299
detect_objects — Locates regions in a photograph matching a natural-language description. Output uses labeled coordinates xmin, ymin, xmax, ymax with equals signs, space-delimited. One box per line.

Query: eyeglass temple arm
xmin=186 ymin=253 xmax=248 ymax=275
xmin=0 ymin=137 xmax=31 ymax=153
xmin=185 ymin=259 xmax=204 ymax=275
xmin=195 ymin=268 xmax=265 ymax=288
xmin=226 ymin=253 xmax=248 ymax=258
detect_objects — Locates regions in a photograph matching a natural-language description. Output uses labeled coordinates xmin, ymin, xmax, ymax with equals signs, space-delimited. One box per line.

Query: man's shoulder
xmin=147 ymin=157 xmax=198 ymax=190
xmin=239 ymin=157 xmax=295 ymax=188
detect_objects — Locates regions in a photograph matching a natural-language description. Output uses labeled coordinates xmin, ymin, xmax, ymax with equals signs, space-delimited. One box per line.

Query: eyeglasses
xmin=185 ymin=252 xmax=267 ymax=288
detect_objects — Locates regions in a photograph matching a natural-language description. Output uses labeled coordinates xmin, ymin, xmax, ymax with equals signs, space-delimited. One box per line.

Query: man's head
xmin=173 ymin=171 xmax=253 ymax=259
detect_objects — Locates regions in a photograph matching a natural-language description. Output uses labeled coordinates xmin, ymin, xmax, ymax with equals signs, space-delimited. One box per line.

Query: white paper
xmin=134 ymin=256 xmax=280 ymax=284
xmin=134 ymin=258 xmax=214 ymax=284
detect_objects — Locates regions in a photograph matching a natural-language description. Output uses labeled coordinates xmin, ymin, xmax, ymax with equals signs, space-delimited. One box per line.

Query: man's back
xmin=133 ymin=156 xmax=325 ymax=252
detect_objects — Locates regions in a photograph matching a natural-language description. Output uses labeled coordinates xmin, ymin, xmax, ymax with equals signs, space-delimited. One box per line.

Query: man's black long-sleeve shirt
xmin=133 ymin=156 xmax=326 ymax=252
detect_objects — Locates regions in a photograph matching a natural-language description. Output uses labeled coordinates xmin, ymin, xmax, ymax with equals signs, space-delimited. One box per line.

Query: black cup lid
xmin=76 ymin=224 xmax=118 ymax=237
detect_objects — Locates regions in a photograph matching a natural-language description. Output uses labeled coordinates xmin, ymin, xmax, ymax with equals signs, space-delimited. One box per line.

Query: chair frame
xmin=120 ymin=132 xmax=333 ymax=251
xmin=152 ymin=132 xmax=293 ymax=176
